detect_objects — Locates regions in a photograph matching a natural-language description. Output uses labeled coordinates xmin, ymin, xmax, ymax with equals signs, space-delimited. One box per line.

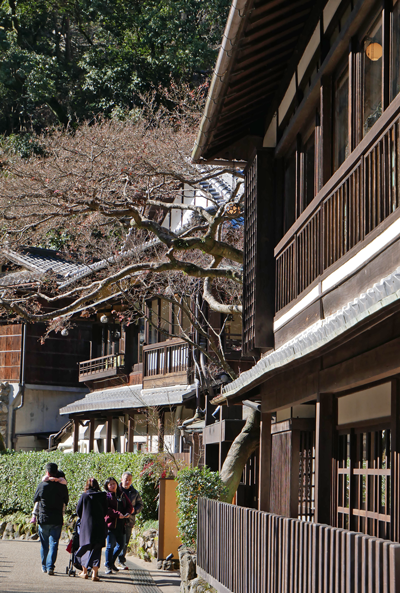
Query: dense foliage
xmin=0 ymin=450 xmax=154 ymax=519
xmin=176 ymin=466 xmax=226 ymax=548
xmin=0 ymin=0 xmax=230 ymax=133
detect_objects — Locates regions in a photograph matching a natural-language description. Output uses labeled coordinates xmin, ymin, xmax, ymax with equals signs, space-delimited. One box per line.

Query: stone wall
xmin=179 ymin=547 xmax=217 ymax=593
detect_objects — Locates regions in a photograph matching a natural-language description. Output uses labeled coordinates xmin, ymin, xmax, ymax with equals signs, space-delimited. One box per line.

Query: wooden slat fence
xmin=275 ymin=95 xmax=400 ymax=313
xmin=197 ymin=498 xmax=400 ymax=593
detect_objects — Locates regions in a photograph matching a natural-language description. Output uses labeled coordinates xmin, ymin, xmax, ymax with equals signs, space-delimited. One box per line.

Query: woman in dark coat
xmin=75 ymin=478 xmax=107 ymax=581
xmin=104 ymin=477 xmax=133 ymax=575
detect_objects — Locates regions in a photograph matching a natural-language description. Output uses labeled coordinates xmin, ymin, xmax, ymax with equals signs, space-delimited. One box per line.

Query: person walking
xmin=104 ymin=477 xmax=133 ymax=575
xmin=117 ymin=471 xmax=143 ymax=570
xmin=75 ymin=478 xmax=107 ymax=582
xmin=33 ymin=462 xmax=69 ymax=576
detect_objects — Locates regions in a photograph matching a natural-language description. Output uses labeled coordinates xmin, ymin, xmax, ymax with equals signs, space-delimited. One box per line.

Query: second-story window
xmin=391 ymin=0 xmax=400 ymax=101
xmin=283 ymin=149 xmax=296 ymax=233
xmin=333 ymin=64 xmax=349 ymax=172
xmin=362 ymin=14 xmax=383 ymax=137
xmin=303 ymin=128 xmax=316 ymax=209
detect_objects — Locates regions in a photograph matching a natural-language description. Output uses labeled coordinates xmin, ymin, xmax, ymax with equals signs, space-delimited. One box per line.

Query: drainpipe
xmin=10 ymin=323 xmax=26 ymax=450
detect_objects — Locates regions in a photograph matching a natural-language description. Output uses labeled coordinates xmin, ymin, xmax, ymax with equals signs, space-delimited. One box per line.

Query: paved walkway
xmin=0 ymin=540 xmax=181 ymax=593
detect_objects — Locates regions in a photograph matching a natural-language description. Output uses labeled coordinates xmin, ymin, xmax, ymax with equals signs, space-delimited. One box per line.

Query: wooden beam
xmin=320 ymin=337 xmax=400 ymax=394
xmin=259 ymin=360 xmax=319 ymax=413
xmin=127 ymin=414 xmax=135 ymax=453
xmin=73 ymin=418 xmax=79 ymax=453
xmin=290 ymin=430 xmax=300 ymax=518
xmin=258 ymin=412 xmax=271 ymax=512
xmin=88 ymin=418 xmax=95 ymax=453
xmin=314 ymin=393 xmax=335 ymax=525
xmin=158 ymin=410 xmax=165 ymax=453
xmin=105 ymin=416 xmax=112 ymax=453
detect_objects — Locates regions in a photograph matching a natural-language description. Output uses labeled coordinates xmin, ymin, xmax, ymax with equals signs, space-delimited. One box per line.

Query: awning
xmin=59 ymin=383 xmax=196 ymax=416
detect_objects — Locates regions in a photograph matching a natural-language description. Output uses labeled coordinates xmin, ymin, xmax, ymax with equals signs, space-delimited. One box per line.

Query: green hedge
xmin=176 ymin=466 xmax=226 ymax=549
xmin=0 ymin=450 xmax=156 ymax=521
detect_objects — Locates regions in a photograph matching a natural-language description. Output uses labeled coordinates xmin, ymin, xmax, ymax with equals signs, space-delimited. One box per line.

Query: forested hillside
xmin=0 ymin=0 xmax=230 ymax=134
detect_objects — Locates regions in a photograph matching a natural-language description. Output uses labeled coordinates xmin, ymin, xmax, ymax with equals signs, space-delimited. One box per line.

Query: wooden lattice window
xmin=242 ymin=149 xmax=275 ymax=355
xmin=298 ymin=430 xmax=315 ymax=521
xmin=336 ymin=424 xmax=391 ymax=539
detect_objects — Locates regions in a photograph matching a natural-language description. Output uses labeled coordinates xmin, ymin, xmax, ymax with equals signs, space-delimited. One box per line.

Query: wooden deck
xmin=197 ymin=498 xmax=400 ymax=593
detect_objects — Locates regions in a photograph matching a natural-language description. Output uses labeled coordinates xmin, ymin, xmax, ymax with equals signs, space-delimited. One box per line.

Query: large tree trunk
xmin=219 ymin=406 xmax=260 ymax=503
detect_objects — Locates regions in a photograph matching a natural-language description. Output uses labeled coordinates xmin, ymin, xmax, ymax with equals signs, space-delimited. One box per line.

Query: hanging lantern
xmin=365 ymin=41 xmax=382 ymax=61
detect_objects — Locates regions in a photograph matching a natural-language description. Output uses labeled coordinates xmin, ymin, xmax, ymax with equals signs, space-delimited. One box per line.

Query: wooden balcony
xmin=143 ymin=338 xmax=193 ymax=389
xmin=197 ymin=498 xmax=400 ymax=593
xmin=79 ymin=353 xmax=125 ymax=382
xmin=275 ymin=93 xmax=400 ymax=317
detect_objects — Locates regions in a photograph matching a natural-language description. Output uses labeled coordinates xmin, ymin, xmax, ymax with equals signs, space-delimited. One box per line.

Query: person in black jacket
xmin=117 ymin=471 xmax=143 ymax=569
xmin=75 ymin=478 xmax=107 ymax=582
xmin=33 ymin=462 xmax=69 ymax=576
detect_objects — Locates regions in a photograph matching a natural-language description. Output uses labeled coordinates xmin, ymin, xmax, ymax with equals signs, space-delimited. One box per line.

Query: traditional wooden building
xmin=58 ymin=175 xmax=246 ymax=460
xmin=0 ymin=247 xmax=90 ymax=450
xmin=193 ymin=0 xmax=400 ymax=590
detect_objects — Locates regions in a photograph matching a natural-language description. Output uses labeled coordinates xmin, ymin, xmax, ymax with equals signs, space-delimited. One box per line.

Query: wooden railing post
xmin=127 ymin=414 xmax=135 ymax=453
xmin=105 ymin=416 xmax=112 ymax=453
xmin=259 ymin=411 xmax=272 ymax=512
xmin=88 ymin=417 xmax=95 ymax=452
xmin=315 ymin=393 xmax=335 ymax=525
xmin=73 ymin=418 xmax=79 ymax=453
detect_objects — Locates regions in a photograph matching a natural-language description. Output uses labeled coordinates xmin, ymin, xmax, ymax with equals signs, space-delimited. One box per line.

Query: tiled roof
xmin=219 ymin=265 xmax=400 ymax=403
xmin=3 ymin=246 xmax=94 ymax=279
xmin=59 ymin=383 xmax=196 ymax=415
xmin=2 ymin=172 xmax=240 ymax=289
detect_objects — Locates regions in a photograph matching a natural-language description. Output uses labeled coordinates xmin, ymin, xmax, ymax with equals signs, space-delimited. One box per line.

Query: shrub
xmin=0 ymin=450 xmax=155 ymax=518
xmin=137 ymin=453 xmax=185 ymax=525
xmin=176 ymin=466 xmax=226 ymax=549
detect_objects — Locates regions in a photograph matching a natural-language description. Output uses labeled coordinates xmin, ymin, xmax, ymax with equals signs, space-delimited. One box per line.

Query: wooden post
xmin=105 ymin=416 xmax=112 ymax=453
xmin=315 ymin=393 xmax=335 ymax=525
xmin=158 ymin=409 xmax=165 ymax=452
xmin=127 ymin=414 xmax=135 ymax=453
xmin=88 ymin=417 xmax=95 ymax=452
xmin=258 ymin=412 xmax=272 ymax=512
xmin=290 ymin=429 xmax=301 ymax=518
xmin=73 ymin=418 xmax=79 ymax=453
xmin=391 ymin=379 xmax=400 ymax=542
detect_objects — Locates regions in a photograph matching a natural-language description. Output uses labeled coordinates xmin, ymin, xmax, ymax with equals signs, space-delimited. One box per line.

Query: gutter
xmin=10 ymin=323 xmax=26 ymax=449
xmin=191 ymin=0 xmax=252 ymax=163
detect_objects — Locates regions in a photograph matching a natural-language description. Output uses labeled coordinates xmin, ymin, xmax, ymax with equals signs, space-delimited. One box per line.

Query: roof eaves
xmin=214 ymin=265 xmax=400 ymax=404
xmin=192 ymin=0 xmax=253 ymax=163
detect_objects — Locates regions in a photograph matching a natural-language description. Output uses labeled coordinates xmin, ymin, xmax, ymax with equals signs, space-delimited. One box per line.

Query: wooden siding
xmin=24 ymin=323 xmax=91 ymax=386
xmin=275 ymin=93 xmax=400 ymax=315
xmin=243 ymin=149 xmax=275 ymax=354
xmin=197 ymin=498 xmax=400 ymax=593
xmin=0 ymin=324 xmax=22 ymax=382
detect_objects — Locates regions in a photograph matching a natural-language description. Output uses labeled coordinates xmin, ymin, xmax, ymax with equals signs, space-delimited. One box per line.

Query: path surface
xmin=0 ymin=540 xmax=180 ymax=593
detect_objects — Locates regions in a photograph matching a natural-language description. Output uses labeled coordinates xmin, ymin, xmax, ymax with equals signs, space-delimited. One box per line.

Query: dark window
xmin=283 ymin=151 xmax=296 ymax=232
xmin=333 ymin=65 xmax=349 ymax=171
xmin=391 ymin=0 xmax=400 ymax=101
xmin=304 ymin=132 xmax=315 ymax=208
xmin=362 ymin=14 xmax=383 ymax=137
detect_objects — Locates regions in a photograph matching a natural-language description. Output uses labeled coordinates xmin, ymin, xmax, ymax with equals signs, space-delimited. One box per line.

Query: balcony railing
xmin=275 ymin=93 xmax=400 ymax=315
xmin=197 ymin=498 xmax=400 ymax=593
xmin=143 ymin=339 xmax=193 ymax=388
xmin=79 ymin=353 xmax=125 ymax=382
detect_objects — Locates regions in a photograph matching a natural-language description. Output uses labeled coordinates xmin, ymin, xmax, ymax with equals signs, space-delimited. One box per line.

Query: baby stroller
xmin=66 ymin=519 xmax=91 ymax=577
xmin=66 ymin=519 xmax=79 ymax=576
